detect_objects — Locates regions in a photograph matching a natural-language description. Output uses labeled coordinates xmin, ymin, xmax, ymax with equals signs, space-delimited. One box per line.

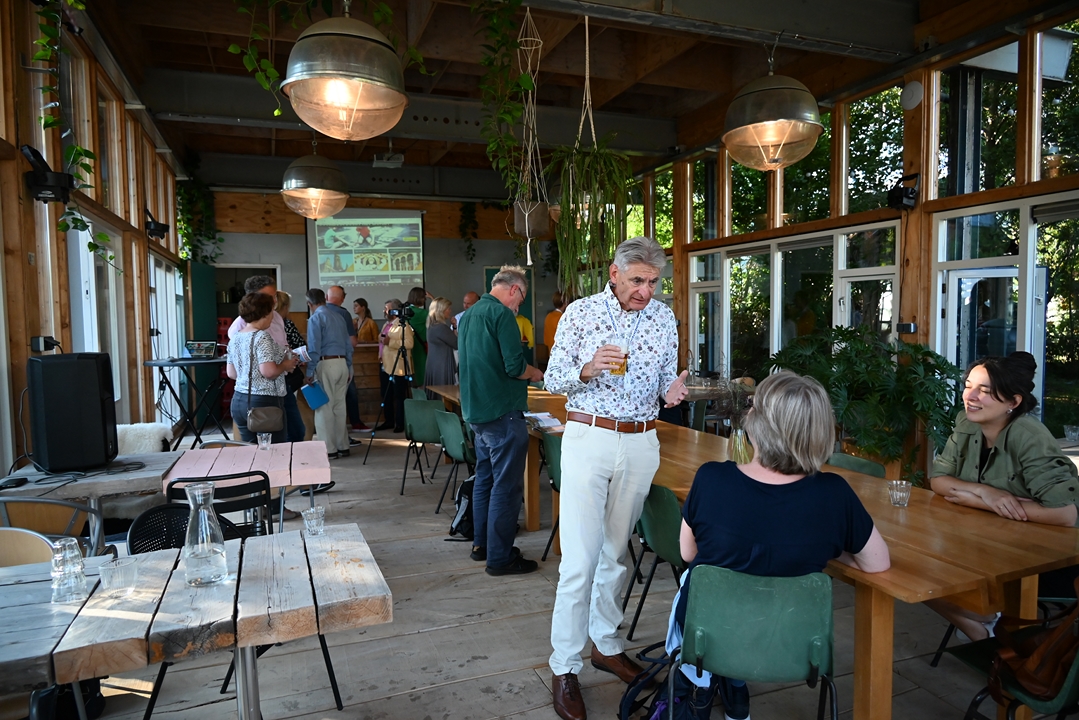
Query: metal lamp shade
xmin=722 ymin=75 xmax=824 ymax=172
xmin=280 ymin=17 xmax=408 ymax=142
xmin=280 ymin=155 xmax=350 ymax=219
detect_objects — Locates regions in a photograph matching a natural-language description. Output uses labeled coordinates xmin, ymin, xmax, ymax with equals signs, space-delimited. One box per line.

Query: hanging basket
xmin=514 ymin=200 xmax=549 ymax=238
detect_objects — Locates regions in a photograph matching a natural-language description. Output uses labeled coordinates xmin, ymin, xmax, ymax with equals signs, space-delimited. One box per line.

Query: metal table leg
xmin=86 ymin=498 xmax=102 ymax=556
xmin=71 ymin=682 xmax=89 ymax=720
xmin=234 ymin=646 xmax=261 ymax=720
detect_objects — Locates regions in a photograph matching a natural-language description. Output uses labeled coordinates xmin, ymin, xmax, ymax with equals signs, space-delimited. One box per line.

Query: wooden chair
xmin=0 ymin=527 xmax=54 ymax=566
xmin=0 ymin=497 xmax=106 ymax=556
xmin=827 ymin=452 xmax=886 ymax=479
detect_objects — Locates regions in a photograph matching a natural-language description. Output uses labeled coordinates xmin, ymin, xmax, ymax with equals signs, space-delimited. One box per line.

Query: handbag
xmin=245 ymin=334 xmax=284 ymax=434
xmin=987 ymin=575 xmax=1079 ymax=704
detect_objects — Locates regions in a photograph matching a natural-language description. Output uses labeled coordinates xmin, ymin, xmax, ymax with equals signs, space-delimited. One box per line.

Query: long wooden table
xmin=0 ymin=523 xmax=391 ymax=720
xmin=427 ymin=385 xmax=1079 ymax=720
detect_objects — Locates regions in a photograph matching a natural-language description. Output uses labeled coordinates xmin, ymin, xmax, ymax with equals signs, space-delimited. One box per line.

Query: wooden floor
xmin=96 ymin=434 xmax=994 ymax=720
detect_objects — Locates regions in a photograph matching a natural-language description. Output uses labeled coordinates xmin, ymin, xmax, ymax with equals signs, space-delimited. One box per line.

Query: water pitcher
xmin=183 ymin=482 xmax=228 ymax=586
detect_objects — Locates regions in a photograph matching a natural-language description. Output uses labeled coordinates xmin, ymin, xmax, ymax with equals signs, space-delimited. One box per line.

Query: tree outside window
xmin=849 ymin=89 xmax=904 ymax=213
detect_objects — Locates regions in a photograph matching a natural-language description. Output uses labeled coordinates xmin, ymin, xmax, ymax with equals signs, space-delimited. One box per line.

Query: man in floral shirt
xmin=545 ymin=236 xmax=688 ymax=720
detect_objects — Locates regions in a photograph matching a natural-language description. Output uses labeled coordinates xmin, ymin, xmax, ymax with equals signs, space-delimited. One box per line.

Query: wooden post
xmin=898 ymin=68 xmax=936 ymax=349
xmin=1000 ymin=576 xmax=1039 ymax=720
xmin=672 ymin=161 xmax=692 ymax=369
xmin=642 ymin=174 xmax=656 ymax=240
xmin=830 ymin=104 xmax=849 ymax=218
xmin=716 ymin=149 xmax=732 ymax=238
xmin=1016 ymin=31 xmax=1042 ymax=186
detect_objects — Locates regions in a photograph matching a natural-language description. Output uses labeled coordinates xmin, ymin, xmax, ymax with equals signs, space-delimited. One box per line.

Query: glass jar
xmin=182 ymin=482 xmax=228 ymax=586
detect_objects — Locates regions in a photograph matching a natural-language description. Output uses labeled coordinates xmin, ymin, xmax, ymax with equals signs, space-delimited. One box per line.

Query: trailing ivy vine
xmin=471 ymin=0 xmax=530 ymax=197
xmin=34 ymin=0 xmax=114 ymax=263
xmin=227 ymin=0 xmax=429 ymax=116
xmin=458 ymin=201 xmax=478 ymax=262
xmin=176 ymin=164 xmax=225 ymax=264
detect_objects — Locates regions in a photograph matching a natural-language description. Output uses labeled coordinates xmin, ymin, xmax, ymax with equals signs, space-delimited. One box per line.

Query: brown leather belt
xmin=321 ymin=355 xmax=347 ymax=360
xmin=566 ymin=412 xmax=655 ymax=434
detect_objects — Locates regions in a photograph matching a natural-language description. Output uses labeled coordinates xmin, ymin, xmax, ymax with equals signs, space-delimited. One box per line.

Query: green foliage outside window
xmin=938 ymin=63 xmax=1017 ymax=196
xmin=728 ymin=253 xmax=771 ymax=378
xmin=784 ymin=112 xmax=831 ymax=223
xmin=1042 ymin=22 xmax=1079 ymax=177
xmin=692 ymin=158 xmax=712 ymax=240
xmin=731 ymin=166 xmax=766 ymax=234
xmin=849 ymin=89 xmax=904 ymax=213
xmin=654 ymin=169 xmax=673 ymax=247
xmin=1038 ymin=218 xmax=1079 ymax=435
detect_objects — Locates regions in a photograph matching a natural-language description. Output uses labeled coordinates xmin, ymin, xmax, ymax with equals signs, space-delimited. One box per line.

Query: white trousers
xmin=549 ymin=421 xmax=661 ymax=676
xmin=314 ymin=358 xmax=349 ymax=453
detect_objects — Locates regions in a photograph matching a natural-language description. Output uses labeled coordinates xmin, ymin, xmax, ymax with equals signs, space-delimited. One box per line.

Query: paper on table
xmin=524 ymin=412 xmax=561 ymax=428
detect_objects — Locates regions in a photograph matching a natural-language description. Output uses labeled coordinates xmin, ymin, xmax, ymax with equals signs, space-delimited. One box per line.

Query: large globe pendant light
xmin=722 ymin=73 xmax=823 ymax=172
xmin=280 ymin=1 xmax=408 ymax=141
xmin=281 ymin=149 xmax=349 ymax=219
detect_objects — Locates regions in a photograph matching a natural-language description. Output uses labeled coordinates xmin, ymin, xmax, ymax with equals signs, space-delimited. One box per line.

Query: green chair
xmin=434 ymin=411 xmax=476 ymax=514
xmin=946 ymin=627 xmax=1079 ymax=719
xmin=540 ymin=431 xmax=563 ymax=561
xmin=672 ymin=565 xmax=838 ymax=720
xmin=402 ymin=399 xmax=446 ymax=495
xmin=689 ymin=400 xmax=708 ymax=432
xmin=827 ymin=452 xmax=886 ymax=479
xmin=623 ymin=485 xmax=686 ymax=641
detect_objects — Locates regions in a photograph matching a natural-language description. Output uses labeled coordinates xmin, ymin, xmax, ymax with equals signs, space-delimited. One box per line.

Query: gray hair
xmin=742 ymin=371 xmax=835 ymax=476
xmin=491 ymin=265 xmax=528 ymax=294
xmin=385 ymin=298 xmax=402 ymax=310
xmin=613 ymin=237 xmax=667 ymax=272
xmin=305 ymin=287 xmax=326 ymax=306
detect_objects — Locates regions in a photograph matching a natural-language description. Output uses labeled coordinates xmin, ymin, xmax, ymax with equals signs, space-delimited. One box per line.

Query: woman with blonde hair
xmin=424 ymin=296 xmax=458 ymax=398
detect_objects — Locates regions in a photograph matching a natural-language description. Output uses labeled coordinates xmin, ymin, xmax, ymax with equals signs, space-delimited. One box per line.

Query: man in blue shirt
xmin=305 ymin=288 xmax=353 ymax=458
xmin=327 ymin=285 xmax=367 ymax=437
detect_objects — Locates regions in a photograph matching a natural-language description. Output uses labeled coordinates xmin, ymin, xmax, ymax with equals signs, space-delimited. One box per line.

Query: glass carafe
xmin=729 ymin=427 xmax=754 ymax=465
xmin=183 ymin=482 xmax=227 ymax=586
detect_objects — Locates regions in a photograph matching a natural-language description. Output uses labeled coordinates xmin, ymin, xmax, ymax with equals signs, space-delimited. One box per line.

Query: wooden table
xmin=0 ymin=523 xmax=391 ymax=720
xmin=163 ymin=442 xmax=332 ymax=531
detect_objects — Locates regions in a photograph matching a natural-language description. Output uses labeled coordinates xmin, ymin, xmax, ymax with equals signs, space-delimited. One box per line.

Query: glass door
xmin=944 ymin=268 xmax=1020 ymax=373
xmin=839 ymin=276 xmax=896 ymax=343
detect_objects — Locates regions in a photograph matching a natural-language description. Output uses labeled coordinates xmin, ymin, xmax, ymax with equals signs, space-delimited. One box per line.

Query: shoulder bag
xmin=245 ymin=333 xmax=284 ymax=434
xmin=987 ymin=575 xmax=1079 ymax=703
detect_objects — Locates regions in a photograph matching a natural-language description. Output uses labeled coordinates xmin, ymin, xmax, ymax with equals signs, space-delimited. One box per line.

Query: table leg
xmin=551 ymin=488 xmax=561 ymax=556
xmin=853 ymin=582 xmax=894 ymax=720
xmin=523 ymin=435 xmax=540 ymax=532
xmin=234 ymin=646 xmax=261 ymax=720
xmin=997 ymin=576 xmax=1038 ymax=720
xmin=71 ymin=682 xmax=89 ymax=720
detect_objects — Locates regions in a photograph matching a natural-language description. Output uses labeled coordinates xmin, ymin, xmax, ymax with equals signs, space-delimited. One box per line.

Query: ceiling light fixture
xmin=721 ymin=35 xmax=823 ymax=172
xmin=280 ymin=0 xmax=408 ymax=142
xmin=281 ymin=142 xmax=350 ymax=219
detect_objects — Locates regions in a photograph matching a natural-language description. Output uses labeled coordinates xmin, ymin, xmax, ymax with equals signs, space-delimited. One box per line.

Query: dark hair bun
xmin=1005 ymin=351 xmax=1037 ymax=389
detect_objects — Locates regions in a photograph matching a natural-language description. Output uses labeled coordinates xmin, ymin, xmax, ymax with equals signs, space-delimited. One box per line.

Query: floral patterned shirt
xmin=546 ymin=284 xmax=679 ymax=421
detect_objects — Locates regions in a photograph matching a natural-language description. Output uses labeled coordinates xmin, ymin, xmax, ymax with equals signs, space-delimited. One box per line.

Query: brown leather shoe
xmin=552 ymin=673 xmax=586 ymax=720
xmin=589 ymin=646 xmax=644 ymax=684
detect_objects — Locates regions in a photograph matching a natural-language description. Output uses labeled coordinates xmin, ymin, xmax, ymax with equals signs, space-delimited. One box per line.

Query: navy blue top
xmin=676 ymin=461 xmax=875 ymax=624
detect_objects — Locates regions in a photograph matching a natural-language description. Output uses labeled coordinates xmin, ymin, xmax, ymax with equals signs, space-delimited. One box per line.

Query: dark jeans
xmin=231 ymin=393 xmax=287 ymax=444
xmin=283 ymin=390 xmax=305 ymax=443
xmin=470 ymin=411 xmax=528 ymax=569
xmin=346 ymin=382 xmax=361 ymax=427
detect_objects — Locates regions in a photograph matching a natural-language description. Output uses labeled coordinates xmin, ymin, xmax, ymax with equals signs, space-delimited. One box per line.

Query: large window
xmin=780 ymin=242 xmax=833 ymax=348
xmin=1040 ymin=24 xmax=1079 ymax=180
xmin=693 ymin=157 xmax=715 ymax=241
xmin=731 ymin=166 xmax=766 ymax=234
xmin=148 ymin=255 xmax=186 ymax=424
xmin=938 ymin=44 xmax=1019 ymax=196
xmin=728 ymin=252 xmax=771 ymax=378
xmin=654 ymin=168 xmax=673 ymax=247
xmin=848 ymin=88 xmax=904 ymax=213
xmin=67 ymin=226 xmax=125 ymax=409
xmin=784 ymin=111 xmax=831 ymax=224
xmin=1035 ymin=211 xmax=1079 ymax=436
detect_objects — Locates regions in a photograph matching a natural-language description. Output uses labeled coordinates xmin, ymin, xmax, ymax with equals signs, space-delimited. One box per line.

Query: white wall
xmin=216 ymin=233 xmax=309 ymax=299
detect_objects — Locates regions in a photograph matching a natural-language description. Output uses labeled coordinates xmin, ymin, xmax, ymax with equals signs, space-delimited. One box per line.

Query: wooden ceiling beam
xmin=408 ymin=0 xmax=437 ymax=47
xmin=589 ymin=33 xmax=698 ymax=109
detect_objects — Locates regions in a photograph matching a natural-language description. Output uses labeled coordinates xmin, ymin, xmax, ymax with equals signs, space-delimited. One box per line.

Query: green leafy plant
xmin=34 ymin=0 xmax=114 ymax=263
xmin=458 ymin=201 xmax=478 ymax=262
xmin=548 ymin=136 xmax=635 ymax=294
xmin=227 ymin=0 xmax=429 ymax=117
xmin=176 ymin=165 xmax=225 ymax=264
xmin=472 ymin=0 xmax=530 ymax=196
xmin=770 ymin=324 xmax=963 ymax=480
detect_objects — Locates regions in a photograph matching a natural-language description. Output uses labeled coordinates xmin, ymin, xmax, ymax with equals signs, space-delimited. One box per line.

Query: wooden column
xmin=830 ymin=104 xmax=850 ymax=217
xmin=766 ymin=168 xmax=784 ymax=229
xmin=672 ymin=161 xmax=692 ymax=369
xmin=716 ymin=149 xmax=732 ymax=238
xmin=642 ymin=174 xmax=656 ymax=239
xmin=1016 ymin=31 xmax=1042 ymax=186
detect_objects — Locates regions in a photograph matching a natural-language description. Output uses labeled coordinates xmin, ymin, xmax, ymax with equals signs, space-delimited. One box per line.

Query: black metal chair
xmin=166 ymin=471 xmax=275 ymax=537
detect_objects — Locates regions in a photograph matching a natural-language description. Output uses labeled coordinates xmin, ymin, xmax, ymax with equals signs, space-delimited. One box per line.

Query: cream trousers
xmin=549 ymin=420 xmax=661 ymax=676
xmin=314 ymin=358 xmax=349 ymax=454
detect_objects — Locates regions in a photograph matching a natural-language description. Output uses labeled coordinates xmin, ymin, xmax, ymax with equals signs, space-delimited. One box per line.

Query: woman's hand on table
xmin=973 ymin=485 xmax=1029 ymax=521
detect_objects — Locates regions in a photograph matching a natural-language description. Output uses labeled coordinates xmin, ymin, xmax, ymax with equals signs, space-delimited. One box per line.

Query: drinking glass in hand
xmin=888 ymin=479 xmax=912 ymax=507
xmin=609 ymin=334 xmax=629 ymax=376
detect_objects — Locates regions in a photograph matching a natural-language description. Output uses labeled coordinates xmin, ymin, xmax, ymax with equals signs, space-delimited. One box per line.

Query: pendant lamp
xmin=281 ymin=149 xmax=349 ymax=219
xmin=722 ymin=40 xmax=823 ymax=172
xmin=280 ymin=1 xmax=408 ymax=142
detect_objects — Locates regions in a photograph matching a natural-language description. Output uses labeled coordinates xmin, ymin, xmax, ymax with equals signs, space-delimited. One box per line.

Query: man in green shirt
xmin=459 ymin=265 xmax=544 ymax=576
xmin=406 ymin=286 xmax=429 ymax=388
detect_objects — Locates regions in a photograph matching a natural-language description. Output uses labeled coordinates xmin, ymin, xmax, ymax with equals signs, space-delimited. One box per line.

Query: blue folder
xmin=300 ymin=381 xmax=329 ymax=410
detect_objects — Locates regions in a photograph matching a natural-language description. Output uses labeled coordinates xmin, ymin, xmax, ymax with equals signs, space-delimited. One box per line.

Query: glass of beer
xmin=609 ymin=333 xmax=629 ymax=376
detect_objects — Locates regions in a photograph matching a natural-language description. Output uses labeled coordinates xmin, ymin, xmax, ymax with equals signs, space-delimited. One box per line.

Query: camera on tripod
xmin=388 ymin=306 xmax=415 ymax=320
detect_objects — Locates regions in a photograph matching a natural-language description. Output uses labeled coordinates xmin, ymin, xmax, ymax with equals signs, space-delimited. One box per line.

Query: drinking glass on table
xmin=257 ymin=433 xmax=272 ymax=451
xmin=888 ymin=479 xmax=912 ymax=507
xmin=302 ymin=505 xmax=326 ymax=536
xmin=50 ymin=537 xmax=88 ymax=604
xmin=99 ymin=557 xmax=138 ymax=598
xmin=1065 ymin=425 xmax=1079 ymax=442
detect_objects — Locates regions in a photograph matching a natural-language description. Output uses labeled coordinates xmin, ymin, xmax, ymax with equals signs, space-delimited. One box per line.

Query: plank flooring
xmin=93 ymin=434 xmax=996 ymax=720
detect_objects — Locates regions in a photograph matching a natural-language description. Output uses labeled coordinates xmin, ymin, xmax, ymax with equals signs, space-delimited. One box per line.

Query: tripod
xmin=363 ymin=322 xmax=414 ymax=465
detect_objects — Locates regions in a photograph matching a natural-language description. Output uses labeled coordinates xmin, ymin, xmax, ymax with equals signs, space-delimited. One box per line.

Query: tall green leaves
xmin=176 ymin=168 xmax=225 ymax=264
xmin=549 ymin=137 xmax=634 ymax=294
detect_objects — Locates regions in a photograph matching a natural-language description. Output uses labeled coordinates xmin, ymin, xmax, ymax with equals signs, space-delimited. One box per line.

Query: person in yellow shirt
xmin=516 ymin=311 xmax=534 ymax=348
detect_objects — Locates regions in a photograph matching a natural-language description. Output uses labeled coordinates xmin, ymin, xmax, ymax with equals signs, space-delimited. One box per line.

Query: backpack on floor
xmin=620 ymin=641 xmax=717 ymax=720
xmin=447 ymin=476 xmax=474 ymax=542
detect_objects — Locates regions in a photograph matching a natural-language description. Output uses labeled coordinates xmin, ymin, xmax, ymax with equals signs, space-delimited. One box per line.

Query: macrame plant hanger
xmin=514 ymin=8 xmax=547 ymax=265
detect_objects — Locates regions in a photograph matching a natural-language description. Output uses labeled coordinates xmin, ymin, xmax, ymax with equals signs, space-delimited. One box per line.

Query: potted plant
xmin=769 ymin=324 xmax=962 ymax=482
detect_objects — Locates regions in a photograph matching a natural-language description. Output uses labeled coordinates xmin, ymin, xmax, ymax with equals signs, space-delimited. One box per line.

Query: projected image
xmin=314 ymin=216 xmax=422 ymax=286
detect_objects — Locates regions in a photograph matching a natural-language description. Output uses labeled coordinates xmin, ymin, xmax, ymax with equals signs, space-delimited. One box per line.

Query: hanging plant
xmin=176 ymin=164 xmax=225 ymax=264
xmin=547 ymin=17 xmax=635 ymax=294
xmin=458 ymin=201 xmax=478 ymax=262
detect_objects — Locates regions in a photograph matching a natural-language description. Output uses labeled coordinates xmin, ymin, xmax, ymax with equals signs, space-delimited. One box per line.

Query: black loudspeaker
xmin=27 ymin=353 xmax=118 ymax=472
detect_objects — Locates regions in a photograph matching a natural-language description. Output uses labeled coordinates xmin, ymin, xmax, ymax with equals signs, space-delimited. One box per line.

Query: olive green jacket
xmin=931 ymin=411 xmax=1079 ymax=510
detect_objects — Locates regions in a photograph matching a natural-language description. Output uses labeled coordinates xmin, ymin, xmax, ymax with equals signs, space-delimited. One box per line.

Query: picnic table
xmin=0 ymin=523 xmax=391 ymax=720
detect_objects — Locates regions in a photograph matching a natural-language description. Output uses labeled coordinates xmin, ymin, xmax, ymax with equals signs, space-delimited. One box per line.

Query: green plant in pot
xmin=769 ymin=324 xmax=962 ymax=483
